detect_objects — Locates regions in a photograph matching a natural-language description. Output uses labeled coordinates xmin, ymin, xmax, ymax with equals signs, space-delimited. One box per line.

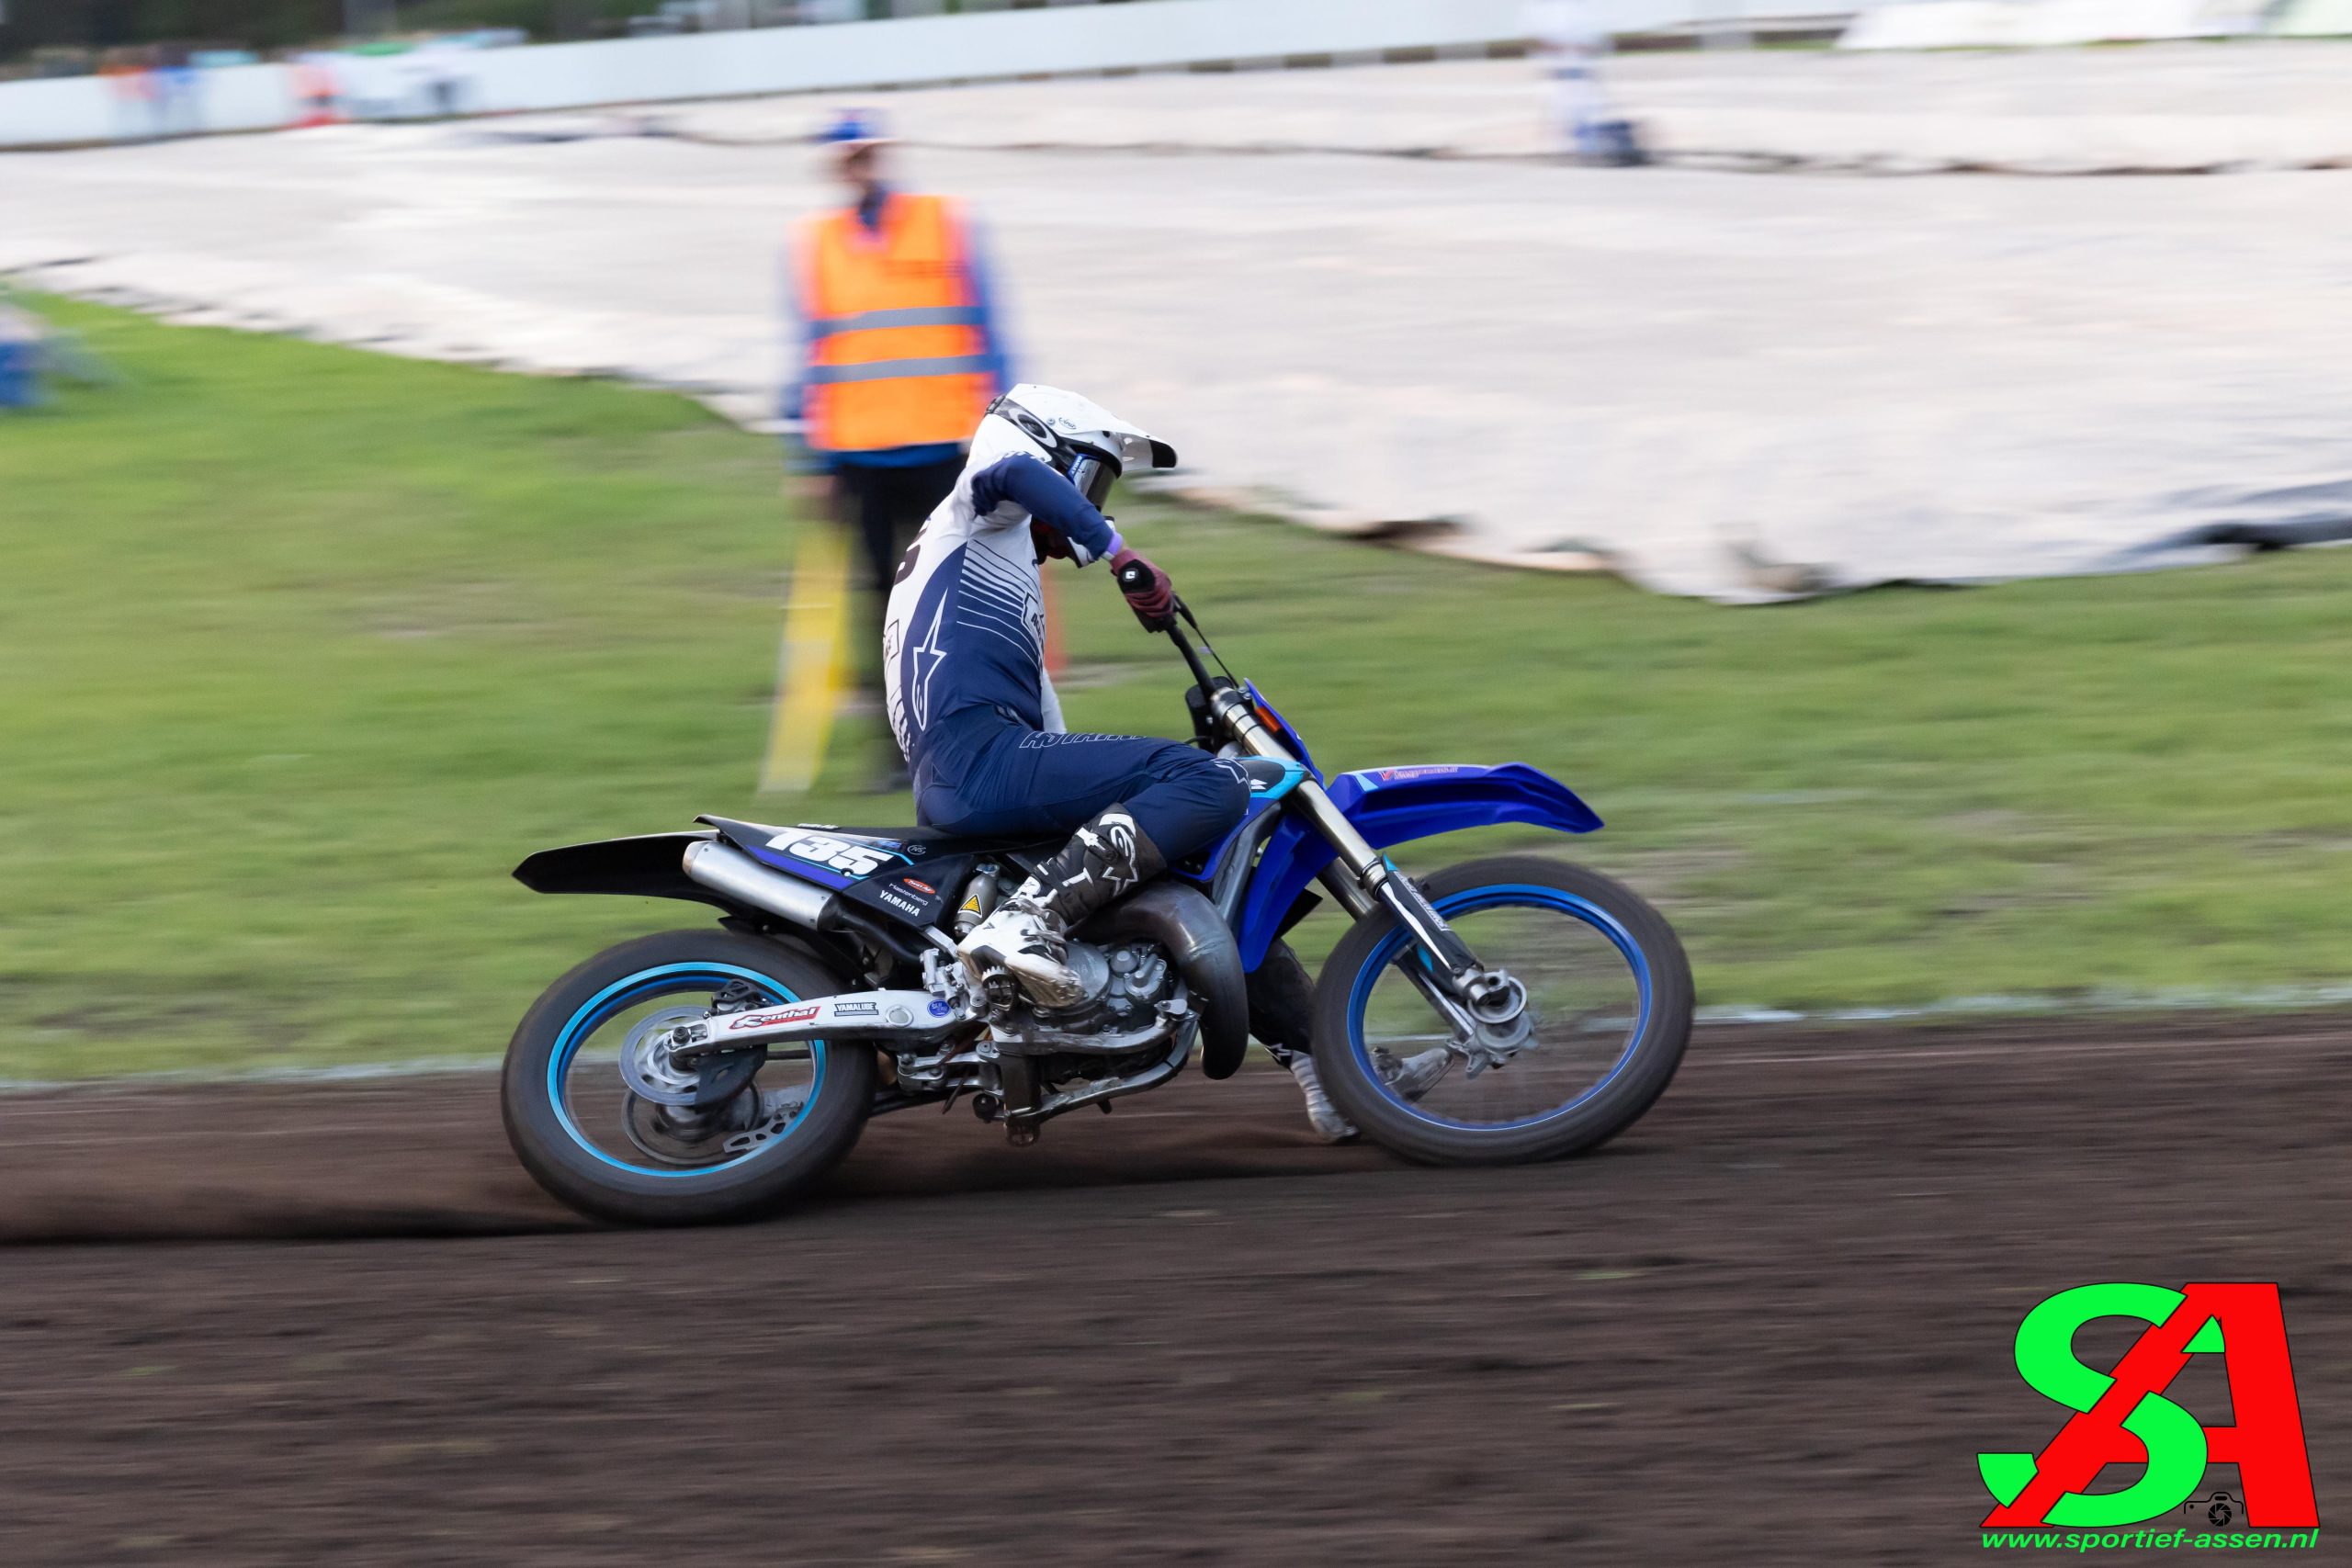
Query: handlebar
xmin=1115 ymin=558 xmax=1204 ymax=671
xmin=1163 ymin=607 xmax=1220 ymax=695
xmin=1135 ymin=589 xmax=1233 ymax=720
xmin=1111 ymin=561 xmax=1238 ymax=713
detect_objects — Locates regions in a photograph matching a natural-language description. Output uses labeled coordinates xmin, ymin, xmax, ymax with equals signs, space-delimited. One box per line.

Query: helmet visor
xmin=1067 ymin=453 xmax=1118 ymax=511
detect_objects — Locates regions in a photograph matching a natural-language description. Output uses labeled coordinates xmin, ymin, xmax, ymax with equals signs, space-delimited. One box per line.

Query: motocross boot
xmin=1287 ymin=1055 xmax=1357 ymax=1144
xmin=1288 ymin=1047 xmax=1452 ymax=1143
xmin=1381 ymin=1046 xmax=1453 ymax=1102
xmin=959 ymin=806 xmax=1165 ymax=1010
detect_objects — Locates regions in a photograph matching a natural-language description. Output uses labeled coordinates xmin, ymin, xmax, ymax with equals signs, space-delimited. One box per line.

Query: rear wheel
xmin=1310 ymin=856 xmax=1691 ymax=1166
xmin=502 ymin=928 xmax=876 ymax=1225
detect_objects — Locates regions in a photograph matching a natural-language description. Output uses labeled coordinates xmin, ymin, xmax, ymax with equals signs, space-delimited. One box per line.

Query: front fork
xmin=1211 ymin=692 xmax=1530 ymax=1055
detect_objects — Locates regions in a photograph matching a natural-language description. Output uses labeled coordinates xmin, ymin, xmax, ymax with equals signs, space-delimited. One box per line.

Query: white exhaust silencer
xmin=681 ymin=838 xmax=834 ymax=930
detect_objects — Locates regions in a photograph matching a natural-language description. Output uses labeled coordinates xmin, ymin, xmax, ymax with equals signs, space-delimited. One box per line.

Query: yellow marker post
xmin=759 ymin=521 xmax=853 ymax=795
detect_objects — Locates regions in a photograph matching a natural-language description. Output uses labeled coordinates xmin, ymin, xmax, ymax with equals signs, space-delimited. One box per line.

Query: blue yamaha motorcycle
xmin=503 ymin=597 xmax=1692 ymax=1225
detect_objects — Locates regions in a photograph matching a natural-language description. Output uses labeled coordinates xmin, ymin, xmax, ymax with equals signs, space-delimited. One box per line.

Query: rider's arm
xmin=969 ymin=454 xmax=1120 ymax=565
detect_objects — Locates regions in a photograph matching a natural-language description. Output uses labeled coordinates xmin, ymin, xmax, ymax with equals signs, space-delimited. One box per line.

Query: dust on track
xmin=3 ymin=1013 xmax=2346 ymax=1564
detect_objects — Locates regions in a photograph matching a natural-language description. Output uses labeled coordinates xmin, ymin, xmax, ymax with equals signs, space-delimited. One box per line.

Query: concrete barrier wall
xmin=17 ymin=0 xmax=2298 ymax=149
xmin=1 ymin=60 xmax=300 ymax=146
xmin=2 ymin=0 xmax=1769 ymax=150
xmin=1841 ymin=0 xmax=2275 ymax=49
xmin=452 ymin=0 xmax=1529 ymax=115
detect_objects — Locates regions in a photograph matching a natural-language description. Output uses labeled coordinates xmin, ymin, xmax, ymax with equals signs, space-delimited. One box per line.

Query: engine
xmin=893 ymin=869 xmax=1246 ymax=1126
xmin=1027 ymin=939 xmax=1179 ymax=1039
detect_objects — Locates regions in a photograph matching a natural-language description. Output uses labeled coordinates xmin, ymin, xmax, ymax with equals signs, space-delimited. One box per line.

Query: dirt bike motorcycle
xmin=503 ymin=591 xmax=1693 ymax=1225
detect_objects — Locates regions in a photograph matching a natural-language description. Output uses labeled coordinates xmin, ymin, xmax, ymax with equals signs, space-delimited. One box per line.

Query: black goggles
xmin=1065 ymin=452 xmax=1120 ymax=511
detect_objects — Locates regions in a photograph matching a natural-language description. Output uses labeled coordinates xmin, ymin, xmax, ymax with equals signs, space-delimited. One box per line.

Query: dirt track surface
xmin=3 ymin=1014 xmax=2346 ymax=1564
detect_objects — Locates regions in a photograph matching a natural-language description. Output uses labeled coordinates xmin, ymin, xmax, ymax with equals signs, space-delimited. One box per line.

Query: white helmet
xmin=976 ymin=383 xmax=1178 ymax=509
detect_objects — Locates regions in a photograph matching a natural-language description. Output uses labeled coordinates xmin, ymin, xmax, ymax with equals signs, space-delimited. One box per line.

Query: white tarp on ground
xmin=7 ymin=50 xmax=2352 ymax=601
xmin=2278 ymin=0 xmax=2352 ymax=33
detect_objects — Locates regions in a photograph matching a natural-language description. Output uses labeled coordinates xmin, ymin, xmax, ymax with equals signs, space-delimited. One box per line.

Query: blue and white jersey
xmin=883 ymin=413 xmax=1123 ymax=768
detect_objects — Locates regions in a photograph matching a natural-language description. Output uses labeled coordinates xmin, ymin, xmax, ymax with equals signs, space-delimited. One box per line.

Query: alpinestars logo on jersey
xmin=905 ymin=594 xmax=950 ymax=731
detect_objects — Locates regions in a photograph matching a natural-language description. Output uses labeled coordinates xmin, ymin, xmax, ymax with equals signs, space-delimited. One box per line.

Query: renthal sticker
xmin=831 ymin=999 xmax=881 ymax=1019
xmin=774 ymin=832 xmax=901 ymax=879
xmin=876 ymin=889 xmax=926 ymax=917
xmin=900 ymin=878 xmax=937 ymax=897
xmin=729 ymin=1005 xmax=818 ymax=1032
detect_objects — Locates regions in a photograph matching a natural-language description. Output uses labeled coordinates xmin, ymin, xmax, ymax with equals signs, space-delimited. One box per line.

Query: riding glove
xmin=1112 ymin=547 xmax=1176 ymax=631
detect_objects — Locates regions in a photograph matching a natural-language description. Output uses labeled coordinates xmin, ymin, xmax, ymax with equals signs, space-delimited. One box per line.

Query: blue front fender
xmin=1233 ymin=762 xmax=1603 ymax=970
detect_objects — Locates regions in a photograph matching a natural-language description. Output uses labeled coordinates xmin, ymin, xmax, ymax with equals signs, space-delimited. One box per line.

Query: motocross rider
xmin=884 ymin=385 xmax=1429 ymax=1140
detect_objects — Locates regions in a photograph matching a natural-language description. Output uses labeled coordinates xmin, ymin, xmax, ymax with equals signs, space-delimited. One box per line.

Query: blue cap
xmin=819 ymin=108 xmax=890 ymax=148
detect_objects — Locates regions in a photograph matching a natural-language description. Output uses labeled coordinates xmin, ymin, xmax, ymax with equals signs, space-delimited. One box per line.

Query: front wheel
xmin=1310 ymin=855 xmax=1692 ymax=1166
xmin=502 ymin=928 xmax=877 ymax=1225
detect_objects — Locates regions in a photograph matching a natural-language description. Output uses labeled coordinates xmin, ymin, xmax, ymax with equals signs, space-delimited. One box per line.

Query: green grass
xmin=7 ymin=297 xmax=2352 ymax=1077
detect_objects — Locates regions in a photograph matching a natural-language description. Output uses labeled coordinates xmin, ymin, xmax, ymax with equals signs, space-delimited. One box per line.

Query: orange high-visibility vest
xmin=797 ymin=194 xmax=993 ymax=454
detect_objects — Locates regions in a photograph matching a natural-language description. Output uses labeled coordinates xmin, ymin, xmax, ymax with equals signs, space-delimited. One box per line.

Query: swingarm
xmin=663 ymin=988 xmax=971 ymax=1063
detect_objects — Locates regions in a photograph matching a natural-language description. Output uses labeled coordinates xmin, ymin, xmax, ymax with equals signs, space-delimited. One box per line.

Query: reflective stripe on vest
xmin=807 ymin=355 xmax=996 ymax=385
xmin=800 ymin=195 xmax=992 ymax=453
xmin=808 ymin=305 xmax=987 ymax=340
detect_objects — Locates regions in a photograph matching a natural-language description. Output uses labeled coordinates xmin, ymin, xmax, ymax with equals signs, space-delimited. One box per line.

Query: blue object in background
xmin=0 ymin=336 xmax=40 ymax=410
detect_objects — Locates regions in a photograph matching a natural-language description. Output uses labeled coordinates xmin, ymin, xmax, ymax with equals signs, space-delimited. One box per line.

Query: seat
xmin=701 ymin=815 xmax=949 ymax=850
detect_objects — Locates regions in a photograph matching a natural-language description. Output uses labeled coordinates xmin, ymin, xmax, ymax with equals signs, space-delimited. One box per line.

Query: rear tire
xmin=1310 ymin=856 xmax=1691 ymax=1166
xmin=502 ymin=928 xmax=876 ymax=1226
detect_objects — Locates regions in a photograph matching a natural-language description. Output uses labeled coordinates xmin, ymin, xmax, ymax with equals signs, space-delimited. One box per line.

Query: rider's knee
xmin=1131 ymin=747 xmax=1250 ymax=861
xmin=1189 ymin=751 xmax=1251 ymax=829
xmin=1213 ymin=763 xmax=1251 ymax=824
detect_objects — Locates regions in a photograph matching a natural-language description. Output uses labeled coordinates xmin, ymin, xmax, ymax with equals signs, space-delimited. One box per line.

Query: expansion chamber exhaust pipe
xmin=1085 ymin=882 xmax=1250 ymax=1080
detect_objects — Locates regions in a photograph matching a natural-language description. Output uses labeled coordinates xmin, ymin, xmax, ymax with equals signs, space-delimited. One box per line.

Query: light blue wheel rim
xmin=546 ymin=961 xmax=827 ymax=1179
xmin=1346 ymin=884 xmax=1651 ymax=1132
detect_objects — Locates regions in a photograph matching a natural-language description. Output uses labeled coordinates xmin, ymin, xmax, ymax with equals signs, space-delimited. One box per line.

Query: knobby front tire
xmin=1309 ymin=856 xmax=1692 ymax=1166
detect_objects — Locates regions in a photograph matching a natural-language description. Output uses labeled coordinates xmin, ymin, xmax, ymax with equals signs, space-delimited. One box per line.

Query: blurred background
xmin=9 ymin=0 xmax=2352 ymax=1077
xmin=4 ymin=6 xmax=2350 ymax=1559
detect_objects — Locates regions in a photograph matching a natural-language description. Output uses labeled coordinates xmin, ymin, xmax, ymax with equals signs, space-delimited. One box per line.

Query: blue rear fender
xmin=1232 ymin=762 xmax=1603 ymax=970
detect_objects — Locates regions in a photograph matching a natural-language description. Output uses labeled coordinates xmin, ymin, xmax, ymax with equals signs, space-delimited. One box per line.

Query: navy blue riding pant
xmin=913 ymin=707 xmax=1249 ymax=863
